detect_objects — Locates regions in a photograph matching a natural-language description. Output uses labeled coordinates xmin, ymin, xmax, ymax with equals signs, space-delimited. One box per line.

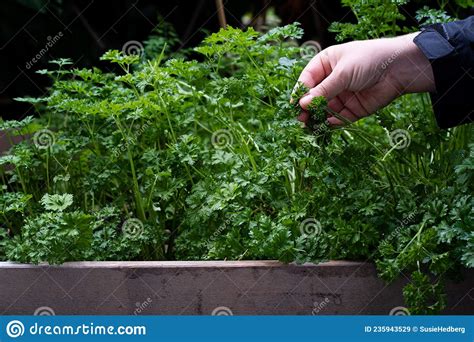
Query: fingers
xmin=326 ymin=108 xmax=357 ymax=126
xmin=294 ymin=47 xmax=351 ymax=127
xmin=291 ymin=53 xmax=327 ymax=104
xmin=328 ymin=96 xmax=345 ymax=113
xmin=297 ymin=111 xmax=309 ymax=122
xmin=299 ymin=70 xmax=346 ymax=109
xmin=327 ymin=116 xmax=344 ymax=126
xmin=297 ymin=53 xmax=328 ymax=89
xmin=328 ymin=95 xmax=360 ymax=122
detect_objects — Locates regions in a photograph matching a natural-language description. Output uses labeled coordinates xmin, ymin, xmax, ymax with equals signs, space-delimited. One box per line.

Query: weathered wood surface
xmin=0 ymin=131 xmax=25 ymax=153
xmin=0 ymin=261 xmax=472 ymax=315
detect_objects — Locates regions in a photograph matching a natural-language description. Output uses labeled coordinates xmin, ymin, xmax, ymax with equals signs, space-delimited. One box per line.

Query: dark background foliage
xmin=1 ymin=0 xmax=472 ymax=121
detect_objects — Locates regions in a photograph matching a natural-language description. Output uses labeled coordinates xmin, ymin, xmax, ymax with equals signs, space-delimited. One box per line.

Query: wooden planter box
xmin=0 ymin=261 xmax=472 ymax=315
xmin=0 ymin=130 xmax=27 ymax=151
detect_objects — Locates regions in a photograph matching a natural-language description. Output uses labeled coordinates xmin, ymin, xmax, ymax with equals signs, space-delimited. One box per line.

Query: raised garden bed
xmin=1 ymin=261 xmax=473 ymax=315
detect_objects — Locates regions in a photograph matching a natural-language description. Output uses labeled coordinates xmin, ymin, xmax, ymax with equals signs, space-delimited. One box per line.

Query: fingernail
xmin=299 ymin=95 xmax=312 ymax=108
xmin=297 ymin=111 xmax=309 ymax=122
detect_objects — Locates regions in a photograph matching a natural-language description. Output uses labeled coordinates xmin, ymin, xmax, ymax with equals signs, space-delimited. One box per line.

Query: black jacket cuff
xmin=413 ymin=18 xmax=474 ymax=129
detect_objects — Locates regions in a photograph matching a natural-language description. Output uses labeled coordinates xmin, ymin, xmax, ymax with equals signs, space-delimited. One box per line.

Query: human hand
xmin=296 ymin=32 xmax=436 ymax=125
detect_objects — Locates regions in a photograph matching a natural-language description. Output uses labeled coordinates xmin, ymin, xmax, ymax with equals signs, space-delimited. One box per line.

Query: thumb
xmin=299 ymin=70 xmax=346 ymax=109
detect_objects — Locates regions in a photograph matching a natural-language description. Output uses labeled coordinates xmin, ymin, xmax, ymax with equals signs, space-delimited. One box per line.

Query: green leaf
xmin=40 ymin=194 xmax=74 ymax=212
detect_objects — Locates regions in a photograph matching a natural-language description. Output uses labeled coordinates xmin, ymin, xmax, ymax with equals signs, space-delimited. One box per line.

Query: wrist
xmin=387 ymin=32 xmax=436 ymax=94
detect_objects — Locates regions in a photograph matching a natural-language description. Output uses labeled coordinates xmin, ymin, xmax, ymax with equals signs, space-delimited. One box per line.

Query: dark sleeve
xmin=413 ymin=16 xmax=474 ymax=129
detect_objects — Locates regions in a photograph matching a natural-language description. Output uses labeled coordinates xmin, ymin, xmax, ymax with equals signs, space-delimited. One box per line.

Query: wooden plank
xmin=0 ymin=261 xmax=472 ymax=315
xmin=0 ymin=131 xmax=26 ymax=154
xmin=0 ymin=260 xmax=363 ymax=268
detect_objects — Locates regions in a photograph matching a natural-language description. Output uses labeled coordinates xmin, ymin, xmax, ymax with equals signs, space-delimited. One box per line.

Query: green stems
xmin=113 ymin=116 xmax=146 ymax=221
